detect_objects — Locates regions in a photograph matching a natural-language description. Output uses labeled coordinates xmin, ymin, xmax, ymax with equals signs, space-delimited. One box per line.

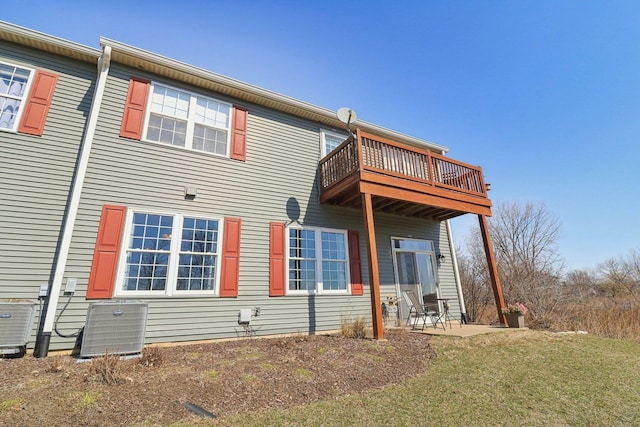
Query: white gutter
xmin=34 ymin=45 xmax=111 ymax=357
xmin=446 ymin=219 xmax=467 ymax=322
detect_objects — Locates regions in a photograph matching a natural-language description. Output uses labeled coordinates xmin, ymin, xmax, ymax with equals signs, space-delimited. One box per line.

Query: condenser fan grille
xmin=80 ymin=300 xmax=148 ymax=358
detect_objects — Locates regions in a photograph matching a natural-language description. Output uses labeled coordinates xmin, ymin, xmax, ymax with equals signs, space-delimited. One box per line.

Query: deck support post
xmin=478 ymin=214 xmax=507 ymax=325
xmin=362 ymin=192 xmax=384 ymax=339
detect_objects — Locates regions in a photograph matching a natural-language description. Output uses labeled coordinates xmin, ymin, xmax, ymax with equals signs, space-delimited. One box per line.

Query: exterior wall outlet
xmin=65 ymin=278 xmax=77 ymax=293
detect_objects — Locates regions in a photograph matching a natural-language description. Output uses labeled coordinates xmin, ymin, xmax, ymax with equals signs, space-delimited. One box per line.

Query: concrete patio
xmin=387 ymin=323 xmax=526 ymax=338
xmin=415 ymin=323 xmax=527 ymax=337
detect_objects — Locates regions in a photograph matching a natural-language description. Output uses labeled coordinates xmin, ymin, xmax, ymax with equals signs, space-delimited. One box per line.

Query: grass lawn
xmin=212 ymin=330 xmax=640 ymax=426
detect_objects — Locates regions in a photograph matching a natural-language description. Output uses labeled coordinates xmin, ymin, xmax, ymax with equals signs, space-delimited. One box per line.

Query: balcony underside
xmin=318 ymin=129 xmax=493 ymax=221
xmin=320 ymin=171 xmax=492 ymax=221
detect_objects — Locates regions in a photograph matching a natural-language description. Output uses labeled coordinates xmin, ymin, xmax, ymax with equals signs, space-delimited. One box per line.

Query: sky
xmin=3 ymin=1 xmax=639 ymax=272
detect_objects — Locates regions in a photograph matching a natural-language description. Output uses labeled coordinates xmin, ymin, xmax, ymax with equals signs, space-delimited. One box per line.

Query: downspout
xmin=446 ymin=219 xmax=468 ymax=323
xmin=34 ymin=45 xmax=111 ymax=357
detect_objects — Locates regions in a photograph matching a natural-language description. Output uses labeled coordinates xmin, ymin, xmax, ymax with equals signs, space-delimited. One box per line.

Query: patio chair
xmin=404 ymin=290 xmax=446 ymax=331
xmin=401 ymin=290 xmax=417 ymax=326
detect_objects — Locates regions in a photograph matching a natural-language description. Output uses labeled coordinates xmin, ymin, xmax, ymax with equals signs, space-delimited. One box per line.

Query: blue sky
xmin=3 ymin=1 xmax=639 ymax=271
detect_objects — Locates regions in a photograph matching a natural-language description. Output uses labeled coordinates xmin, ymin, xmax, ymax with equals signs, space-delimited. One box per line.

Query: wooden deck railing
xmin=319 ymin=129 xmax=487 ymax=198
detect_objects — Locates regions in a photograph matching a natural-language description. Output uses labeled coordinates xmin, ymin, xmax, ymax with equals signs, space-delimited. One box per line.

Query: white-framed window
xmin=143 ymin=82 xmax=232 ymax=156
xmin=116 ymin=210 xmax=222 ymax=296
xmin=320 ymin=129 xmax=348 ymax=157
xmin=287 ymin=226 xmax=350 ymax=294
xmin=0 ymin=62 xmax=33 ymax=132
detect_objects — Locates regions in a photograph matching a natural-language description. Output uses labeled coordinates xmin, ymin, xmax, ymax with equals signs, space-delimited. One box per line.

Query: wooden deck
xmin=318 ymin=129 xmax=506 ymax=339
xmin=319 ymin=129 xmax=492 ymax=220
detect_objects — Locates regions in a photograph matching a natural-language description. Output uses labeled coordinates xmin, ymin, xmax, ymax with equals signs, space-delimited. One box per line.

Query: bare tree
xmin=598 ymin=250 xmax=640 ymax=305
xmin=457 ymin=243 xmax=492 ymax=323
xmin=487 ymin=201 xmax=564 ymax=320
xmin=458 ymin=201 xmax=565 ymax=323
xmin=563 ymin=268 xmax=599 ymax=302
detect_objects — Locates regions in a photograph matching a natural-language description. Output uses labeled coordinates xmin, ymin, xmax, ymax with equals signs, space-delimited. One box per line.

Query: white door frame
xmin=391 ymin=237 xmax=440 ymax=322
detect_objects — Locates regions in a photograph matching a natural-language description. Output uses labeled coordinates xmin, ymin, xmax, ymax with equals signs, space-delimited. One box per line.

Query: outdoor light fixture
xmin=437 ymin=253 xmax=445 ymax=261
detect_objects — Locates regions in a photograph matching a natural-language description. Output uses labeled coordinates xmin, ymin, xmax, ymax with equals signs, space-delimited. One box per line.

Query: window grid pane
xmin=322 ymin=261 xmax=347 ymax=290
xmin=177 ymin=217 xmax=219 ymax=291
xmin=289 ymin=229 xmax=316 ymax=291
xmin=0 ymin=63 xmax=30 ymax=130
xmin=147 ymin=113 xmax=187 ymax=147
xmin=321 ymin=232 xmax=347 ymax=290
xmin=193 ymin=124 xmax=228 ymax=154
xmin=150 ymin=85 xmax=190 ymax=118
xmin=123 ymin=213 xmax=173 ymax=291
xmin=195 ymin=97 xmax=229 ymax=129
xmin=324 ymin=134 xmax=345 ymax=154
xmin=145 ymin=84 xmax=231 ymax=155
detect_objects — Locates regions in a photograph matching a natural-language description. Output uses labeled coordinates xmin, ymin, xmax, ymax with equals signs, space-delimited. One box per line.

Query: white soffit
xmin=0 ymin=21 xmax=100 ymax=64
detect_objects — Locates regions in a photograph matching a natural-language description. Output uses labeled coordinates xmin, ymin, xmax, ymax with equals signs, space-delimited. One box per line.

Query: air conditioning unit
xmin=0 ymin=301 xmax=37 ymax=356
xmin=80 ymin=300 xmax=149 ymax=358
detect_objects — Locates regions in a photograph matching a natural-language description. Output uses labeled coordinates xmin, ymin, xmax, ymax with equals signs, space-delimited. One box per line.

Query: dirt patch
xmin=0 ymin=330 xmax=434 ymax=425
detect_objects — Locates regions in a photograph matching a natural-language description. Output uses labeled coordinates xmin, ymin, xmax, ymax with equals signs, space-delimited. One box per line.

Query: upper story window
xmin=320 ymin=129 xmax=348 ymax=157
xmin=0 ymin=62 xmax=33 ymax=131
xmin=144 ymin=83 xmax=232 ymax=156
xmin=287 ymin=226 xmax=349 ymax=294
xmin=116 ymin=210 xmax=222 ymax=296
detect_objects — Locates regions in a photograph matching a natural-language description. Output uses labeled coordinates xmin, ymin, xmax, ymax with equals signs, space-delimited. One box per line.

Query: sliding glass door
xmin=392 ymin=238 xmax=439 ymax=322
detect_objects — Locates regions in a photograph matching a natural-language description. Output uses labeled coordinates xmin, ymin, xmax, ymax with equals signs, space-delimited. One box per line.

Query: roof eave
xmin=0 ymin=21 xmax=101 ymax=64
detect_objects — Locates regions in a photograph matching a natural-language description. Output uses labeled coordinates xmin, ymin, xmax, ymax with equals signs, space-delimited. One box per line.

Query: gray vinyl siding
xmin=44 ymin=63 xmax=461 ymax=350
xmin=0 ymin=41 xmax=94 ymax=309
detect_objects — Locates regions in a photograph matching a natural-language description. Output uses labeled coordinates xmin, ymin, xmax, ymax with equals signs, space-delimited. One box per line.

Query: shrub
xmin=139 ymin=346 xmax=163 ymax=367
xmin=549 ymin=299 xmax=640 ymax=342
xmin=340 ymin=316 xmax=368 ymax=339
xmin=46 ymin=355 xmax=72 ymax=373
xmin=88 ymin=351 xmax=123 ymax=385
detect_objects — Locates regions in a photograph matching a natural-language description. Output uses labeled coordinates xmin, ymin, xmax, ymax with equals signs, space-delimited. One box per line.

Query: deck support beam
xmin=362 ymin=192 xmax=384 ymax=339
xmin=478 ymin=214 xmax=507 ymax=325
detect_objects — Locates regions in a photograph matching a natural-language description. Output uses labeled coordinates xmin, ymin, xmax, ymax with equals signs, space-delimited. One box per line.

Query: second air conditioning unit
xmin=80 ymin=300 xmax=149 ymax=358
xmin=0 ymin=301 xmax=37 ymax=356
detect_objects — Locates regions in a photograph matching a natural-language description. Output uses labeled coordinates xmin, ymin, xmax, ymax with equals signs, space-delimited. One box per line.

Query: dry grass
xmin=87 ymin=351 xmax=124 ymax=385
xmin=471 ymin=297 xmax=640 ymax=343
xmin=339 ymin=316 xmax=368 ymax=339
xmin=138 ymin=346 xmax=164 ymax=367
xmin=549 ymin=300 xmax=640 ymax=341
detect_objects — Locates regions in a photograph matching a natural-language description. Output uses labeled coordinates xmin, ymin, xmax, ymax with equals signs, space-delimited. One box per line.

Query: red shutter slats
xmin=86 ymin=205 xmax=127 ymax=299
xmin=348 ymin=230 xmax=364 ymax=296
xmin=17 ymin=70 xmax=58 ymax=136
xmin=119 ymin=77 xmax=150 ymax=140
xmin=269 ymin=222 xmax=286 ymax=296
xmin=230 ymin=106 xmax=247 ymax=161
xmin=219 ymin=217 xmax=241 ymax=297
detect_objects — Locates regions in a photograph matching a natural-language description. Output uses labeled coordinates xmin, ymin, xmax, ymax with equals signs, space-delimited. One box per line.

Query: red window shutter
xmin=17 ymin=70 xmax=58 ymax=136
xmin=348 ymin=230 xmax=364 ymax=296
xmin=230 ymin=106 xmax=247 ymax=161
xmin=220 ymin=217 xmax=242 ymax=297
xmin=269 ymin=222 xmax=286 ymax=296
xmin=119 ymin=77 xmax=150 ymax=140
xmin=87 ymin=205 xmax=127 ymax=299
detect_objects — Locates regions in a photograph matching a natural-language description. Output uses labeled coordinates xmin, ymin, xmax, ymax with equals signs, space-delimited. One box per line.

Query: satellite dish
xmin=336 ymin=107 xmax=357 ymax=126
